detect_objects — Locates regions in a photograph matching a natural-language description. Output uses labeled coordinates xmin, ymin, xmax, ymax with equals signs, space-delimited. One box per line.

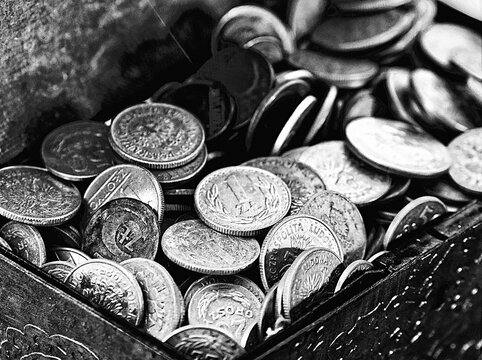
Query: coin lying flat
xmin=188 ymin=283 xmax=262 ymax=343
xmin=298 ymin=141 xmax=391 ymax=206
xmin=345 ymin=118 xmax=452 ymax=178
xmin=41 ymin=121 xmax=116 ymax=181
xmin=242 ymin=157 xmax=325 ymax=215
xmin=299 ymin=190 xmax=367 ymax=263
xmin=83 ymin=198 xmax=159 ymax=262
xmin=162 ymin=220 xmax=260 ymax=275
xmin=65 ymin=259 xmax=144 ymax=326
xmin=109 ymin=103 xmax=205 ymax=169
xmin=0 ymin=166 xmax=81 ymax=226
xmin=0 ymin=236 xmax=12 ymax=251
xmin=41 ymin=261 xmax=74 ymax=281
xmin=49 ymin=247 xmax=90 ymax=266
xmin=448 ymin=128 xmax=482 ymax=195
xmin=259 ymin=214 xmax=343 ymax=291
xmin=164 ymin=325 xmax=246 ymax=359
xmin=195 ymin=166 xmax=291 ymax=236
xmin=334 ymin=259 xmax=373 ymax=293
xmin=121 ymin=258 xmax=184 ymax=341
xmin=383 ymin=196 xmax=447 ymax=248
xmin=0 ymin=221 xmax=46 ymax=266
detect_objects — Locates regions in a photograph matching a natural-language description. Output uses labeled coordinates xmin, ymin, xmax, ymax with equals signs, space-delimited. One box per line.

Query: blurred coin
xmin=345 ymin=118 xmax=452 ymax=178
xmin=41 ymin=121 xmax=115 ymax=182
xmin=38 ymin=224 xmax=81 ymax=249
xmin=0 ymin=221 xmax=46 ymax=266
xmin=49 ymin=247 xmax=90 ymax=266
xmin=275 ymin=70 xmax=316 ymax=87
xmin=65 ymin=259 xmax=144 ymax=326
xmin=164 ymin=325 xmax=246 ymax=359
xmin=287 ymin=0 xmax=328 ymax=40
xmin=161 ymin=220 xmax=260 ymax=275
xmin=109 ymin=103 xmax=205 ymax=169
xmin=385 ymin=68 xmax=421 ymax=126
xmin=448 ymin=128 xmax=482 ymax=195
xmin=299 ymin=190 xmax=367 ymax=263
xmin=259 ymin=214 xmax=343 ymax=291
xmin=422 ymin=176 xmax=473 ymax=204
xmin=383 ymin=196 xmax=447 ymax=248
xmin=242 ymin=35 xmax=284 ymax=64
xmin=342 ymin=90 xmax=381 ymax=125
xmin=258 ymin=284 xmax=278 ymax=340
xmin=298 ymin=141 xmax=391 ymax=206
xmin=376 ymin=177 xmax=411 ymax=205
xmin=451 ymin=49 xmax=482 ymax=81
xmin=149 ymin=82 xmax=182 ymax=103
xmin=188 ymin=283 xmax=262 ymax=342
xmin=466 ymin=77 xmax=482 ymax=107
xmin=0 ymin=235 xmax=12 ymax=251
xmin=165 ymin=204 xmax=194 ymax=213
xmin=365 ymin=224 xmax=386 ymax=259
xmin=304 ymin=86 xmax=338 ymax=145
xmin=334 ymin=259 xmax=373 ymax=293
xmin=438 ymin=0 xmax=482 ymax=21
xmin=333 ymin=0 xmax=413 ymax=12
xmin=195 ymin=166 xmax=291 ymax=236
xmin=83 ymin=198 xmax=159 ymax=262
xmin=0 ymin=166 xmax=81 ymax=226
xmin=281 ymin=146 xmax=309 ymax=161
xmin=41 ymin=261 xmax=74 ymax=281
xmin=242 ymin=156 xmax=325 ymax=214
xmin=121 ymin=258 xmax=184 ymax=341
xmin=367 ymin=250 xmax=391 ymax=263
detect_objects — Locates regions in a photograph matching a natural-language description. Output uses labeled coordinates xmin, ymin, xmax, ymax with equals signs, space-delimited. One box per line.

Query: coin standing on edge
xmin=49 ymin=247 xmax=91 ymax=266
xmin=334 ymin=260 xmax=374 ymax=293
xmin=41 ymin=261 xmax=75 ymax=282
xmin=0 ymin=236 xmax=12 ymax=251
xmin=0 ymin=221 xmax=46 ymax=266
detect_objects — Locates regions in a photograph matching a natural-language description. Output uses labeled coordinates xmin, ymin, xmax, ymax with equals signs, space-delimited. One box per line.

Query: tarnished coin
xmin=41 ymin=261 xmax=74 ymax=281
xmin=259 ymin=214 xmax=343 ymax=291
xmin=38 ymin=224 xmax=81 ymax=249
xmin=299 ymin=190 xmax=367 ymax=263
xmin=41 ymin=121 xmax=116 ymax=181
xmin=0 ymin=166 xmax=81 ymax=226
xmin=345 ymin=118 xmax=452 ymax=178
xmin=242 ymin=157 xmax=325 ymax=214
xmin=448 ymin=128 xmax=482 ymax=195
xmin=109 ymin=103 xmax=205 ymax=169
xmin=282 ymin=248 xmax=342 ymax=319
xmin=288 ymin=0 xmax=328 ymax=40
xmin=298 ymin=141 xmax=391 ymax=206
xmin=65 ymin=259 xmax=144 ymax=326
xmin=161 ymin=220 xmax=260 ymax=275
xmin=164 ymin=325 xmax=246 ymax=359
xmin=121 ymin=258 xmax=184 ymax=341
xmin=49 ymin=247 xmax=90 ymax=266
xmin=188 ymin=283 xmax=262 ymax=342
xmin=0 ymin=221 xmax=46 ymax=266
xmin=195 ymin=166 xmax=291 ymax=236
xmin=83 ymin=164 xmax=164 ymax=222
xmin=383 ymin=196 xmax=447 ymax=249
xmin=0 ymin=236 xmax=12 ymax=251
xmin=334 ymin=260 xmax=373 ymax=293
xmin=83 ymin=198 xmax=159 ymax=262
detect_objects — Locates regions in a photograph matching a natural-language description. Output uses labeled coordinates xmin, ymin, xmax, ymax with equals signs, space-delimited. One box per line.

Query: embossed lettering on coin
xmin=0 ymin=221 xmax=46 ymax=266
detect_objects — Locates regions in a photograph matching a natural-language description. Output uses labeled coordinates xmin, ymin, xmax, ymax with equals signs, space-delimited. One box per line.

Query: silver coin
xmin=383 ymin=196 xmax=447 ymax=249
xmin=448 ymin=128 xmax=482 ymax=195
xmin=65 ymin=259 xmax=144 ymax=325
xmin=452 ymin=48 xmax=482 ymax=80
xmin=0 ymin=166 xmax=81 ymax=226
xmin=298 ymin=141 xmax=391 ymax=206
xmin=240 ymin=322 xmax=259 ymax=350
xmin=0 ymin=221 xmax=46 ymax=266
xmin=422 ymin=176 xmax=473 ymax=204
xmin=164 ymin=325 xmax=246 ymax=359
xmin=365 ymin=224 xmax=386 ymax=260
xmin=0 ymin=235 xmax=12 ymax=251
xmin=50 ymin=247 xmax=91 ymax=266
xmin=41 ymin=261 xmax=74 ymax=281
xmin=242 ymin=156 xmax=325 ymax=214
xmin=275 ymin=70 xmax=316 ymax=87
xmin=83 ymin=164 xmax=164 ymax=222
xmin=121 ymin=258 xmax=184 ymax=341
xmin=162 ymin=220 xmax=260 ymax=275
xmin=259 ymin=214 xmax=343 ymax=291
xmin=345 ymin=118 xmax=452 ymax=178
xmin=299 ymin=190 xmax=367 ymax=263
xmin=257 ymin=284 xmax=278 ymax=340
xmin=242 ymin=35 xmax=285 ymax=64
xmin=109 ymin=103 xmax=205 ymax=169
xmin=41 ymin=121 xmax=116 ymax=181
xmin=38 ymin=224 xmax=82 ymax=249
xmin=334 ymin=260 xmax=373 ymax=293
xmin=288 ymin=0 xmax=328 ymax=40
xmin=367 ymin=250 xmax=391 ymax=263
xmin=195 ymin=166 xmax=291 ymax=236
xmin=304 ymin=85 xmax=338 ymax=145
xmin=187 ymin=283 xmax=262 ymax=343
xmin=385 ymin=67 xmax=421 ymax=126
xmin=281 ymin=146 xmax=310 ymax=160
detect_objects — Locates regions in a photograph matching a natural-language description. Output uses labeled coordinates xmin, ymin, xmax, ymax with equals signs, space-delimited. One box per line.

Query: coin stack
xmin=0 ymin=1 xmax=481 ymax=359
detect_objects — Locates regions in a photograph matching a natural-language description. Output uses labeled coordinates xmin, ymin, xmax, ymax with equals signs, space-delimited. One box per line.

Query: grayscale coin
xmin=334 ymin=260 xmax=374 ymax=293
xmin=41 ymin=261 xmax=74 ymax=282
xmin=304 ymin=86 xmax=338 ymax=145
xmin=240 ymin=322 xmax=259 ymax=350
xmin=282 ymin=146 xmax=310 ymax=161
xmin=49 ymin=247 xmax=90 ymax=266
xmin=195 ymin=166 xmax=291 ymax=236
xmin=0 ymin=166 xmax=81 ymax=226
xmin=109 ymin=103 xmax=205 ymax=169
xmin=0 ymin=236 xmax=12 ymax=251
xmin=41 ymin=121 xmax=116 ymax=181
xmin=121 ymin=258 xmax=184 ymax=341
xmin=161 ymin=220 xmax=260 ymax=275
xmin=367 ymin=250 xmax=391 ymax=263
xmin=65 ymin=259 xmax=144 ymax=326
xmin=38 ymin=224 xmax=81 ymax=249
xmin=385 ymin=67 xmax=421 ymax=126
xmin=242 ymin=35 xmax=284 ymax=64
xmin=451 ymin=48 xmax=482 ymax=80
xmin=0 ymin=221 xmax=46 ymax=266
xmin=258 ymin=284 xmax=278 ymax=340
xmin=422 ymin=176 xmax=472 ymax=204
xmin=83 ymin=198 xmax=160 ymax=262
xmin=288 ymin=0 xmax=328 ymax=40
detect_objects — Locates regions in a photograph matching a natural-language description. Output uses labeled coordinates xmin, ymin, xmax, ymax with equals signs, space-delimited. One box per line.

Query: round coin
xmin=0 ymin=166 xmax=81 ymax=226
xmin=49 ymin=247 xmax=90 ymax=266
xmin=299 ymin=190 xmax=367 ymax=263
xmin=282 ymin=146 xmax=310 ymax=161
xmin=65 ymin=259 xmax=144 ymax=326
xmin=257 ymin=284 xmax=278 ymax=340
xmin=164 ymin=325 xmax=246 ymax=359
xmin=345 ymin=118 xmax=452 ymax=178
xmin=41 ymin=121 xmax=116 ymax=181
xmin=242 ymin=35 xmax=285 ymax=64
xmin=422 ymin=176 xmax=472 ymax=204
xmin=109 ymin=103 xmax=205 ymax=169
xmin=0 ymin=221 xmax=46 ymax=266
xmin=161 ymin=220 xmax=260 ymax=275
xmin=83 ymin=198 xmax=159 ymax=262
xmin=334 ymin=259 xmax=373 ymax=293
xmin=195 ymin=166 xmax=291 ymax=236
xmin=452 ymin=48 xmax=482 ymax=80
xmin=385 ymin=67 xmax=421 ymax=126
xmin=121 ymin=258 xmax=184 ymax=341
xmin=288 ymin=0 xmax=328 ymax=40
xmin=259 ymin=214 xmax=343 ymax=291
xmin=41 ymin=261 xmax=74 ymax=281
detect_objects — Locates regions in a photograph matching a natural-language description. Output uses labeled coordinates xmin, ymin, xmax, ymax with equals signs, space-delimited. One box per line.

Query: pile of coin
xmin=0 ymin=1 xmax=481 ymax=359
